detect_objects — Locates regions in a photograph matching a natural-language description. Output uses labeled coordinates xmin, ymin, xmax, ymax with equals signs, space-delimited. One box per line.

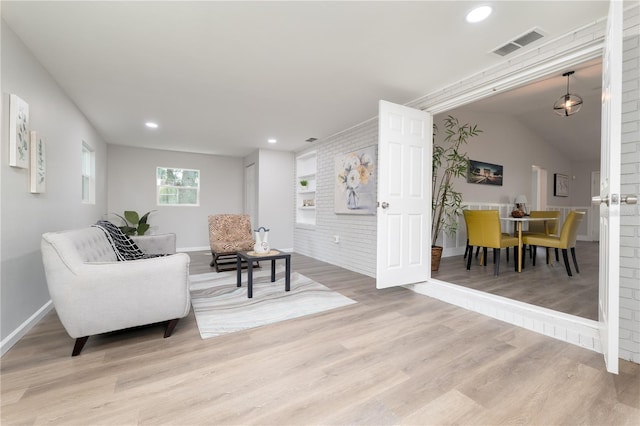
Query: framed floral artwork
xmin=335 ymin=146 xmax=376 ymax=215
xmin=9 ymin=94 xmax=30 ymax=168
xmin=30 ymin=131 xmax=46 ymax=193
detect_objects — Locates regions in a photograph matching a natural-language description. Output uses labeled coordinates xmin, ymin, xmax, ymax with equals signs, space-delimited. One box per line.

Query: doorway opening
xmin=429 ymin=56 xmax=602 ymax=321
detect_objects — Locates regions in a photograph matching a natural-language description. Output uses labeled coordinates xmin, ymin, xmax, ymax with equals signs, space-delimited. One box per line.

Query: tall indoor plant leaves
xmin=432 ymin=115 xmax=482 ymax=247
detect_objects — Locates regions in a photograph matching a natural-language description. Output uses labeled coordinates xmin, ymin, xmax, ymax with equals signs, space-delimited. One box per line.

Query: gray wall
xmin=1 ymin=22 xmax=108 ymax=344
xmin=242 ymin=149 xmax=295 ymax=250
xmin=107 ymin=145 xmax=244 ymax=250
xmin=255 ymin=149 xmax=294 ymax=250
xmin=431 ymin=109 xmax=578 ymax=209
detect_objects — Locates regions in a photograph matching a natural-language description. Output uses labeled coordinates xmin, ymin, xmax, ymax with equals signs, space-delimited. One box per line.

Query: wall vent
xmin=492 ymin=28 xmax=545 ymax=57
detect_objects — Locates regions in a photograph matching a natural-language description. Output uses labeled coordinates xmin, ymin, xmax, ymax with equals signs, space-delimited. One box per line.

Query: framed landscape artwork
xmin=467 ymin=159 xmax=503 ymax=186
xmin=554 ymin=173 xmax=569 ymax=197
xmin=335 ymin=146 xmax=376 ymax=215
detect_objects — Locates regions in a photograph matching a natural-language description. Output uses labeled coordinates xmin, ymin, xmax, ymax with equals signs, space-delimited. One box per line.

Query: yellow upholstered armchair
xmin=208 ymin=214 xmax=255 ymax=272
xmin=523 ymin=210 xmax=585 ymax=276
xmin=463 ymin=210 xmax=519 ymax=276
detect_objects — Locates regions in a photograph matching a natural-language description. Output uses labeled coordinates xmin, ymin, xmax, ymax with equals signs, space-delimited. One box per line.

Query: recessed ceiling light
xmin=145 ymin=122 xmax=159 ymax=128
xmin=466 ymin=5 xmax=492 ymax=23
xmin=268 ymin=139 xmax=277 ymax=144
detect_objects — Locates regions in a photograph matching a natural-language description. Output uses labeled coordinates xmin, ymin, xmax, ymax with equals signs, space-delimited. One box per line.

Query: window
xmin=81 ymin=142 xmax=95 ymax=204
xmin=157 ymin=167 xmax=200 ymax=206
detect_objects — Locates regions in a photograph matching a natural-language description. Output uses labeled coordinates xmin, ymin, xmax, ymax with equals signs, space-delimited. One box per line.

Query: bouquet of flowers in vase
xmin=337 ymin=151 xmax=374 ymax=209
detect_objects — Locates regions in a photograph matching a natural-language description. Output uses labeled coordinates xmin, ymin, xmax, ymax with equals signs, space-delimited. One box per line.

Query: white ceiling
xmin=2 ymin=1 xmax=610 ymax=159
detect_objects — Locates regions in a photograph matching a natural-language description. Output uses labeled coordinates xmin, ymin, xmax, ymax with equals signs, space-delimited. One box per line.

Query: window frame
xmin=156 ymin=166 xmax=201 ymax=207
xmin=81 ymin=141 xmax=95 ymax=204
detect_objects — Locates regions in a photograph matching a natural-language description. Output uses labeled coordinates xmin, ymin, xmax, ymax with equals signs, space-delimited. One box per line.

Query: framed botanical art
xmin=30 ymin=131 xmax=46 ymax=193
xmin=9 ymin=94 xmax=30 ymax=168
xmin=554 ymin=173 xmax=569 ymax=197
xmin=335 ymin=146 xmax=376 ymax=215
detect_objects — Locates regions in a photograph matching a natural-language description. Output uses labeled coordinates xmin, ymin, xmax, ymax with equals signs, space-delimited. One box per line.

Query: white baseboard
xmin=1 ymin=300 xmax=53 ymax=357
xmin=177 ymin=246 xmax=210 ymax=252
xmin=178 ymin=246 xmax=295 ymax=253
xmin=408 ymin=279 xmax=602 ymax=354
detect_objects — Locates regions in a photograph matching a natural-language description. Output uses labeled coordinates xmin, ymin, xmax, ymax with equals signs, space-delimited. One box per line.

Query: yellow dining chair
xmin=463 ymin=210 xmax=519 ymax=276
xmin=522 ymin=210 xmax=585 ymax=276
xmin=523 ymin=210 xmax=561 ymax=260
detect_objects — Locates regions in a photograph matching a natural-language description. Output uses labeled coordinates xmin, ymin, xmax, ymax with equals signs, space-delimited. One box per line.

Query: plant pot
xmin=431 ymin=246 xmax=443 ymax=272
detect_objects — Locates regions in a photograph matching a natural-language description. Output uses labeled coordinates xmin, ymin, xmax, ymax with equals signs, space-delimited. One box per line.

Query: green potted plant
xmin=431 ymin=115 xmax=482 ymax=271
xmin=299 ymin=179 xmax=308 ymax=189
xmin=113 ymin=210 xmax=155 ymax=236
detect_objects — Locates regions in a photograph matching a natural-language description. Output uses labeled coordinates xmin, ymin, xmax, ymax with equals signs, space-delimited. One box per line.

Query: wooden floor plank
xmin=1 ymin=251 xmax=637 ymax=425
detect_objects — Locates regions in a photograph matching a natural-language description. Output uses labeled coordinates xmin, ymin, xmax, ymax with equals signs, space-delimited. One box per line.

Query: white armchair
xmin=41 ymin=227 xmax=190 ymax=356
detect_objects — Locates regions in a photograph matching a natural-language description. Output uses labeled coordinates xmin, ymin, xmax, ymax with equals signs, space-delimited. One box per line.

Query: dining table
xmin=501 ymin=216 xmax=559 ymax=272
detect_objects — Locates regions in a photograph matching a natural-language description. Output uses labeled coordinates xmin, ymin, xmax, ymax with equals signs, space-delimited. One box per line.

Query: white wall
xmin=1 ymin=22 xmax=108 ymax=347
xmin=619 ymin=31 xmax=640 ymax=364
xmin=107 ymin=145 xmax=244 ymax=250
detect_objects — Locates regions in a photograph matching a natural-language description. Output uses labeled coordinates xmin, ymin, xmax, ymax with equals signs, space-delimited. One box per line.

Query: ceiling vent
xmin=492 ymin=28 xmax=545 ymax=57
xmin=305 ymin=137 xmax=318 ymax=143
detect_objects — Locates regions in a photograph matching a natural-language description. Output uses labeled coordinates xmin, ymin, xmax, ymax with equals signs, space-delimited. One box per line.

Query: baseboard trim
xmin=178 ymin=246 xmax=210 ymax=252
xmin=408 ymin=279 xmax=602 ymax=354
xmin=1 ymin=300 xmax=53 ymax=357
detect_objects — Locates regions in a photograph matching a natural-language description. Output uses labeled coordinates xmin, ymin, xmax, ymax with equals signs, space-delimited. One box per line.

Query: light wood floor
xmin=2 ymin=251 xmax=638 ymax=425
xmin=433 ymin=241 xmax=599 ymax=320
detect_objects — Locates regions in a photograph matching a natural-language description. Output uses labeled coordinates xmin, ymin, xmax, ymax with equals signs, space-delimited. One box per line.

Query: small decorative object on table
xmin=511 ymin=209 xmax=525 ymax=218
xmin=253 ymin=226 xmax=270 ymax=254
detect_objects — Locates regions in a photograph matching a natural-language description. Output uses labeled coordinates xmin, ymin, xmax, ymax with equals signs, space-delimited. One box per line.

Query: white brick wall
xmin=619 ymin=28 xmax=640 ymax=363
xmin=294 ymin=119 xmax=379 ymax=277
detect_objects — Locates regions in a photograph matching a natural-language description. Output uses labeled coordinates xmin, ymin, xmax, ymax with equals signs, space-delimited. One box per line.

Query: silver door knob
xmin=592 ymin=194 xmax=638 ymax=206
xmin=380 ymin=202 xmax=390 ymax=209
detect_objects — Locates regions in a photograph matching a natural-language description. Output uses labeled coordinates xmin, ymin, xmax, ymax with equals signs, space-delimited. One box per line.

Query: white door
xmin=377 ymin=100 xmax=431 ymax=289
xmin=596 ymin=0 xmax=623 ymax=375
xmin=591 ymin=171 xmax=601 ymax=241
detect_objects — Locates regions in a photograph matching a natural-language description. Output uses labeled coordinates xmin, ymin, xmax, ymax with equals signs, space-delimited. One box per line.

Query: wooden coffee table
xmin=236 ymin=250 xmax=291 ymax=298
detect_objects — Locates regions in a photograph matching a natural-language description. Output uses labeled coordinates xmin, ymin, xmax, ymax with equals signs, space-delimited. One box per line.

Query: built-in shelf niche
xmin=296 ymin=151 xmax=317 ymax=226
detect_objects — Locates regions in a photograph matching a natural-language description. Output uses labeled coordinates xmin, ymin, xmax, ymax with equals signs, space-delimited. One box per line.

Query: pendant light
xmin=553 ymin=71 xmax=583 ymax=116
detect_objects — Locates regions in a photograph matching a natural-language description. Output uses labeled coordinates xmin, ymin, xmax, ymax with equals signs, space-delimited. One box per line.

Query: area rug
xmin=189 ymin=268 xmax=357 ymax=339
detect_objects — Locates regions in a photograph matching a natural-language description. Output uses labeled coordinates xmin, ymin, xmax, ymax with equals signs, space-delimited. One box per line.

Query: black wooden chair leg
xmin=72 ymin=336 xmax=89 ymax=356
xmin=506 ymin=247 xmax=509 ymax=262
xmin=466 ymin=246 xmax=473 ymax=270
xmin=482 ymin=247 xmax=488 ymax=267
xmin=571 ymin=247 xmax=580 ymax=274
xmin=562 ymin=249 xmax=573 ymax=276
xmin=494 ymin=249 xmax=501 ymax=276
xmin=555 ymin=248 xmax=560 ymax=262
xmin=532 ymin=246 xmax=537 ymax=266
xmin=164 ymin=318 xmax=180 ymax=338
